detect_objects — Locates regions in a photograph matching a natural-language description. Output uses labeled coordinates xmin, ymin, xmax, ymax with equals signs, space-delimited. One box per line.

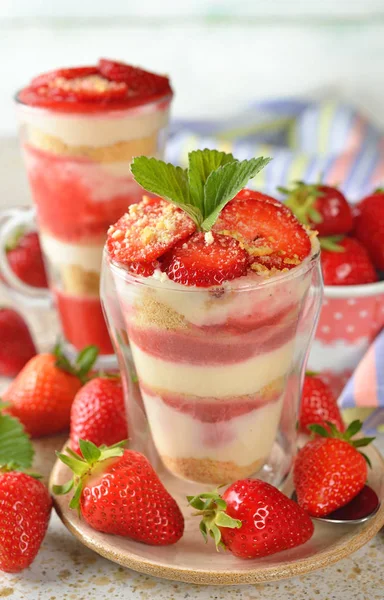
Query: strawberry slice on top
xmin=214 ymin=189 xmax=312 ymax=270
xmin=106 ymin=196 xmax=196 ymax=267
xmin=18 ymin=60 xmax=172 ymax=111
xmin=163 ymin=232 xmax=248 ymax=287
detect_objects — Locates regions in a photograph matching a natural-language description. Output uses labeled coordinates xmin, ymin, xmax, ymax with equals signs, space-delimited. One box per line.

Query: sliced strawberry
xmin=214 ymin=189 xmax=312 ymax=270
xmin=98 ymin=59 xmax=171 ymax=98
xmin=107 ymin=196 xmax=195 ymax=266
xmin=49 ymin=75 xmax=128 ymax=103
xmin=163 ymin=232 xmax=248 ymax=287
xmin=126 ymin=260 xmax=159 ymax=277
xmin=30 ymin=66 xmax=99 ymax=88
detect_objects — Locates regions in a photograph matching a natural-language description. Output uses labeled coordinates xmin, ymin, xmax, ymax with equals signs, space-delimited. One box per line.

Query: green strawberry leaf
xmin=75 ymin=346 xmax=99 ymax=380
xmin=308 ymin=424 xmax=330 ymax=438
xmin=319 ymin=236 xmax=345 ymax=253
xmin=79 ymin=439 xmax=101 ymax=465
xmin=188 ymin=149 xmax=235 ymax=212
xmin=56 ymin=451 xmax=89 ymax=477
xmin=344 ymin=420 xmax=363 ymax=439
xmin=214 ymin=511 xmax=242 ymax=529
xmin=201 ymin=157 xmax=272 ymax=231
xmin=52 ymin=479 xmax=74 ymax=496
xmin=0 ymin=412 xmax=34 ymax=469
xmin=352 ymin=437 xmax=376 ymax=448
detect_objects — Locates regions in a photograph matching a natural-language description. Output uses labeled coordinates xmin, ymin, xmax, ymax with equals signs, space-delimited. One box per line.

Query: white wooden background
xmin=1 ymin=0 xmax=384 ymax=207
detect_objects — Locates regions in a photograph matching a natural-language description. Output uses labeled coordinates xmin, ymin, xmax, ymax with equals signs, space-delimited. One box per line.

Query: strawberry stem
xmin=53 ymin=343 xmax=99 ymax=384
xmin=308 ymin=420 xmax=375 ymax=467
xmin=187 ymin=490 xmax=242 ymax=551
xmin=53 ymin=439 xmax=127 ymax=512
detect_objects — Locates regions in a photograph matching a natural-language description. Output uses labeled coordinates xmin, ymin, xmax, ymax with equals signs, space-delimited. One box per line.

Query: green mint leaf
xmin=201 ymin=156 xmax=272 ymax=231
xmin=79 ymin=439 xmax=101 ymax=464
xmin=188 ymin=149 xmax=235 ymax=212
xmin=0 ymin=412 xmax=34 ymax=469
xmin=130 ymin=156 xmax=195 ymax=217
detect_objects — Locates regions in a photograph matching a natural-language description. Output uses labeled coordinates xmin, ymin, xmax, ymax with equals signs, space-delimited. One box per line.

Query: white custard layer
xmin=130 ymin=339 xmax=294 ymax=397
xmin=142 ymin=390 xmax=283 ymax=466
xmin=19 ymin=106 xmax=170 ymax=147
xmin=40 ymin=233 xmax=104 ymax=272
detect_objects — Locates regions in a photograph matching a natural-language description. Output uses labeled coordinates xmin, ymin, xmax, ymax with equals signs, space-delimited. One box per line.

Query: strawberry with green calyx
xmin=188 ymin=478 xmax=314 ymax=559
xmin=0 ymin=406 xmax=52 ymax=573
xmin=294 ymin=420 xmax=374 ymax=517
xmin=5 ymin=228 xmax=48 ymax=289
xmin=320 ymin=236 xmax=377 ymax=285
xmin=299 ymin=372 xmax=345 ymax=434
xmin=3 ymin=344 xmax=99 ymax=437
xmin=54 ymin=440 xmax=184 ymax=545
xmin=280 ymin=181 xmax=353 ymax=237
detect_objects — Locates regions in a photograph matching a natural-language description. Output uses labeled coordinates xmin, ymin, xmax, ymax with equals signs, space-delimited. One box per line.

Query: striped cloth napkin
xmin=167 ymin=98 xmax=384 ymax=430
xmin=339 ymin=331 xmax=384 ymax=434
xmin=167 ymin=98 xmax=384 ymax=203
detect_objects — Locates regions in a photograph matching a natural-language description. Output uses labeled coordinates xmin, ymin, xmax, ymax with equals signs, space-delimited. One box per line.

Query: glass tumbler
xmin=101 ymin=248 xmax=323 ymax=487
xmin=11 ymin=94 xmax=172 ymax=361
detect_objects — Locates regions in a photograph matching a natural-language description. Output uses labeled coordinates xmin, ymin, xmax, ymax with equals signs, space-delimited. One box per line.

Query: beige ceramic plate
xmin=50 ymin=443 xmax=384 ymax=585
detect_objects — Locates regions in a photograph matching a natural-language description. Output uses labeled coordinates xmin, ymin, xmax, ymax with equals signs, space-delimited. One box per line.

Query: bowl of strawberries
xmin=284 ymin=183 xmax=384 ymax=396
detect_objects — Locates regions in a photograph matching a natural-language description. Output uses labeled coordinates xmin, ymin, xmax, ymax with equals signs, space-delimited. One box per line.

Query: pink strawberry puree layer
xmin=139 ymin=382 xmax=282 ymax=422
xmin=127 ymin=315 xmax=298 ymax=364
xmin=24 ymin=144 xmax=141 ymax=242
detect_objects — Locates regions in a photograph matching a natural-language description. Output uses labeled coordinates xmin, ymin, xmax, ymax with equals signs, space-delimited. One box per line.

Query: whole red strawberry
xmin=299 ymin=373 xmax=344 ymax=434
xmin=70 ymin=377 xmax=127 ymax=454
xmin=0 ymin=471 xmax=52 ymax=573
xmin=354 ymin=190 xmax=384 ymax=270
xmin=3 ymin=345 xmax=98 ymax=437
xmin=188 ymin=479 xmax=314 ymax=559
xmin=320 ymin=237 xmax=377 ymax=285
xmin=294 ymin=420 xmax=373 ymax=517
xmin=282 ymin=182 xmax=353 ymax=236
xmin=0 ymin=308 xmax=37 ymax=377
xmin=5 ymin=230 xmax=48 ymax=288
xmin=55 ymin=440 xmax=184 ymax=546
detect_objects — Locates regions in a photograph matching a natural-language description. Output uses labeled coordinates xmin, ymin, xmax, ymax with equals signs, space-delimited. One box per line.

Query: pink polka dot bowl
xmin=307 ymin=281 xmax=384 ymax=397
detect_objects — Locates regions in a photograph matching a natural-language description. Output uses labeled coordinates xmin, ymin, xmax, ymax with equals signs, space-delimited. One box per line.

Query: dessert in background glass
xmin=101 ymin=150 xmax=323 ymax=487
xmin=14 ymin=59 xmax=173 ymax=358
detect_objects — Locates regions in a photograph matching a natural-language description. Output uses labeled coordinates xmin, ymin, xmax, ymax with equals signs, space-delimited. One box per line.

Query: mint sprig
xmin=131 ymin=149 xmax=271 ymax=231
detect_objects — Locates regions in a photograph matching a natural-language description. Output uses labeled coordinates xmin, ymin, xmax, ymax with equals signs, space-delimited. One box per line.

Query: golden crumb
xmin=26 ymin=126 xmax=158 ymax=163
xmin=161 ymin=455 xmax=266 ymax=485
xmin=61 ymin=265 xmax=100 ymax=297
xmin=133 ymin=293 xmax=188 ymax=330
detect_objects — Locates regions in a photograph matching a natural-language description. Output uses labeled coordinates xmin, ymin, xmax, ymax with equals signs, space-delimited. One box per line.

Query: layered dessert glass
xmin=101 ymin=151 xmax=323 ymax=486
xmin=15 ymin=59 xmax=173 ymax=356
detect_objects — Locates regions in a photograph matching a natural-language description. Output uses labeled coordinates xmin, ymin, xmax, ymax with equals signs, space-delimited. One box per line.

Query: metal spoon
xmin=291 ymin=485 xmax=380 ymax=524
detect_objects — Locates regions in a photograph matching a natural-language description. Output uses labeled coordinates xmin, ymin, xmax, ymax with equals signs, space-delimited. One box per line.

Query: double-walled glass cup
xmin=11 ymin=94 xmax=172 ymax=361
xmin=101 ymin=247 xmax=322 ymax=487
